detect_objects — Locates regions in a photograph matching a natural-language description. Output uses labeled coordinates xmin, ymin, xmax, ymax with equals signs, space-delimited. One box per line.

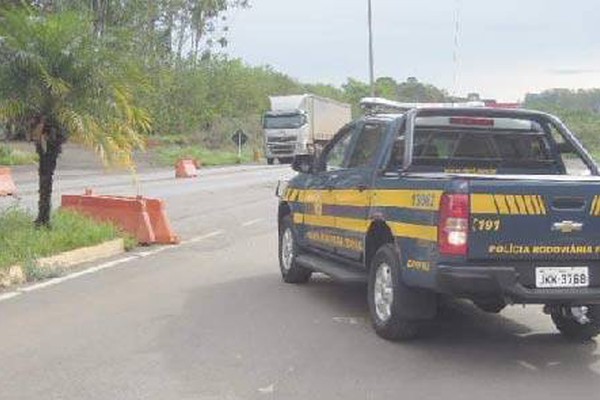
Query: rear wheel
xmin=550 ymin=305 xmax=600 ymax=341
xmin=368 ymin=244 xmax=423 ymax=341
xmin=278 ymin=215 xmax=311 ymax=284
xmin=474 ymin=299 xmax=506 ymax=314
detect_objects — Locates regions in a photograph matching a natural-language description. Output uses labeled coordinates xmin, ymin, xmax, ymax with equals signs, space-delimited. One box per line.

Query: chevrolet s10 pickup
xmin=277 ymin=98 xmax=600 ymax=341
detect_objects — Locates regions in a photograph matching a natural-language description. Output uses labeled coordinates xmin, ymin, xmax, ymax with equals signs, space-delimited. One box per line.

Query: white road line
xmin=19 ymin=256 xmax=138 ymax=293
xmin=0 ymin=231 xmax=225 ymax=303
xmin=136 ymin=247 xmax=171 ymax=258
xmin=181 ymin=230 xmax=224 ymax=245
xmin=242 ymin=218 xmax=263 ymax=228
xmin=0 ymin=292 xmax=21 ymax=302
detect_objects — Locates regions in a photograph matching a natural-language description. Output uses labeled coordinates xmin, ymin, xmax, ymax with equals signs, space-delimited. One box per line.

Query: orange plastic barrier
xmin=61 ymin=190 xmax=179 ymax=245
xmin=0 ymin=167 xmax=17 ymax=196
xmin=145 ymin=198 xmax=180 ymax=244
xmin=175 ymin=159 xmax=199 ymax=178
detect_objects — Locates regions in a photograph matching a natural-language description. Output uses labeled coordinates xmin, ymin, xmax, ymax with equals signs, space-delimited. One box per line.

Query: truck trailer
xmin=263 ymin=95 xmax=352 ymax=165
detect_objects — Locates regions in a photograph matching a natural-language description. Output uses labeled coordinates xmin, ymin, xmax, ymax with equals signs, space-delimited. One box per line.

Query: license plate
xmin=535 ymin=267 xmax=589 ymax=288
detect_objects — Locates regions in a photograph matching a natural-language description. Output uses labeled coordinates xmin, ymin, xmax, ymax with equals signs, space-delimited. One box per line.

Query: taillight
xmin=439 ymin=193 xmax=470 ymax=256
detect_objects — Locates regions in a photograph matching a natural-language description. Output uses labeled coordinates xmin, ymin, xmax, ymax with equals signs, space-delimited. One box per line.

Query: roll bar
xmin=401 ymin=108 xmax=600 ymax=176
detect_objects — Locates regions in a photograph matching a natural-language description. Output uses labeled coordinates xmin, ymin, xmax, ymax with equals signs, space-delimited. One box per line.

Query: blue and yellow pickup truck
xmin=277 ymin=98 xmax=600 ymax=341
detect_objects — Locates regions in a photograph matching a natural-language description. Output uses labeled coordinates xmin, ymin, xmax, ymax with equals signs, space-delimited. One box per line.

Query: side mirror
xmin=557 ymin=142 xmax=576 ymax=154
xmin=292 ymin=154 xmax=315 ymax=174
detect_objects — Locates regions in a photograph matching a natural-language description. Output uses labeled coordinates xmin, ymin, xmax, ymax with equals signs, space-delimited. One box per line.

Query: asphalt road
xmin=1 ymin=164 xmax=600 ymax=400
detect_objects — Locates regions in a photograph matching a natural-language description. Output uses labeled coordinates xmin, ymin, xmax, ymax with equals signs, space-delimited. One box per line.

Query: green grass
xmin=156 ymin=145 xmax=253 ymax=167
xmin=0 ymin=208 xmax=124 ymax=271
xmin=0 ymin=144 xmax=38 ymax=166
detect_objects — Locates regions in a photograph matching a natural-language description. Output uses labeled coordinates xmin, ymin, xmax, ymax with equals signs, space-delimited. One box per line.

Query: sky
xmin=225 ymin=0 xmax=600 ymax=102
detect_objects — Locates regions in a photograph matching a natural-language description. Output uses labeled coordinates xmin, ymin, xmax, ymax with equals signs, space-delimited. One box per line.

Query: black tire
xmin=267 ymin=158 xmax=274 ymax=165
xmin=278 ymin=215 xmax=312 ymax=284
xmin=551 ymin=305 xmax=600 ymax=342
xmin=279 ymin=157 xmax=293 ymax=165
xmin=368 ymin=244 xmax=422 ymax=341
xmin=474 ymin=299 xmax=506 ymax=314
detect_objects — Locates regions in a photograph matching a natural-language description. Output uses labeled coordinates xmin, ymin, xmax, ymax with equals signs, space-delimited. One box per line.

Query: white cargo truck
xmin=263 ymin=95 xmax=352 ymax=165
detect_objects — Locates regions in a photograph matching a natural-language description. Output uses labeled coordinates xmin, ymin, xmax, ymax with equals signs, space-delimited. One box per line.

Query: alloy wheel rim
xmin=569 ymin=306 xmax=591 ymax=325
xmin=281 ymin=228 xmax=294 ymax=272
xmin=374 ymin=262 xmax=394 ymax=322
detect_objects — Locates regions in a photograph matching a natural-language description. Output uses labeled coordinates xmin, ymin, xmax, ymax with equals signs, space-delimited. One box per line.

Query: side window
xmin=347 ymin=123 xmax=386 ymax=168
xmin=324 ymin=129 xmax=353 ymax=171
xmin=546 ymin=123 xmax=591 ymax=175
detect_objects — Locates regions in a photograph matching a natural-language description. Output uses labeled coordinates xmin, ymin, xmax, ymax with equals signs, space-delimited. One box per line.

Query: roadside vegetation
xmin=0 ymin=208 xmax=125 ymax=271
xmin=156 ymin=146 xmax=253 ymax=167
xmin=524 ymin=89 xmax=600 ymax=162
xmin=0 ymin=144 xmax=37 ymax=166
xmin=2 ymin=1 xmax=600 ymax=229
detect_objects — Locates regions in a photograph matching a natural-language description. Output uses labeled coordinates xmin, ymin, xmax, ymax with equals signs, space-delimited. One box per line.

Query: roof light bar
xmin=360 ymin=97 xmax=486 ymax=114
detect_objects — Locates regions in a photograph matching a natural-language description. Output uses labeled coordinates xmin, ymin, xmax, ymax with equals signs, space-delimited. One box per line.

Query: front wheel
xmin=267 ymin=158 xmax=274 ymax=165
xmin=278 ymin=216 xmax=312 ymax=284
xmin=368 ymin=244 xmax=423 ymax=341
xmin=550 ymin=305 xmax=600 ymax=342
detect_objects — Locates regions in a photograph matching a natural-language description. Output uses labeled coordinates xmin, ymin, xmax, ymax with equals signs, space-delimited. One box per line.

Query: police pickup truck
xmin=277 ymin=98 xmax=600 ymax=341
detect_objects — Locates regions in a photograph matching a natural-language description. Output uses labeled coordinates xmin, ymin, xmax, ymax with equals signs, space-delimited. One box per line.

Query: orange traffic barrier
xmin=0 ymin=167 xmax=17 ymax=196
xmin=145 ymin=198 xmax=180 ymax=244
xmin=61 ymin=190 xmax=179 ymax=245
xmin=175 ymin=159 xmax=199 ymax=178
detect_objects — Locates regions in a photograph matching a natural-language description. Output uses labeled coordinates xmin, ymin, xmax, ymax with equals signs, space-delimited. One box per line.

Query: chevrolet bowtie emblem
xmin=552 ymin=221 xmax=583 ymax=234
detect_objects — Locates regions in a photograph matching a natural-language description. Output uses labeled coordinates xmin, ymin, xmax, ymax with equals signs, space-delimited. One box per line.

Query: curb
xmin=0 ymin=239 xmax=125 ymax=288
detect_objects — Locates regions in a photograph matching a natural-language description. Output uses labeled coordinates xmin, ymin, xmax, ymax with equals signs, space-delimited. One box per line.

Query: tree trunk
xmin=35 ymin=132 xmax=63 ymax=228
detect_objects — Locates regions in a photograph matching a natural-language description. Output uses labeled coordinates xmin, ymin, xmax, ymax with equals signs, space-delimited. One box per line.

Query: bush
xmin=156 ymin=145 xmax=253 ymax=167
xmin=0 ymin=144 xmax=37 ymax=166
xmin=0 ymin=208 xmax=123 ymax=271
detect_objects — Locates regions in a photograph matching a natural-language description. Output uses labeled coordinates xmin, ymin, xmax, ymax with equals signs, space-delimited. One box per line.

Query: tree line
xmin=1 ymin=1 xmax=599 ymax=226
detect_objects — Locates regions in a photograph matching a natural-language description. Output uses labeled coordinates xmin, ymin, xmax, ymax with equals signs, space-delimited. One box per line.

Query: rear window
xmin=412 ymin=128 xmax=555 ymax=168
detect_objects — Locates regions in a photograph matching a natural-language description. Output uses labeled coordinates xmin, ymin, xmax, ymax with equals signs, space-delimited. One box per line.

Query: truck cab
xmin=277 ymin=99 xmax=600 ymax=341
xmin=264 ymin=95 xmax=352 ymax=165
xmin=264 ymin=109 xmax=310 ymax=164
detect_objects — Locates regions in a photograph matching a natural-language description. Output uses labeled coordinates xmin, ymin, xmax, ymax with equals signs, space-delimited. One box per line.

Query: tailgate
xmin=469 ymin=178 xmax=600 ymax=261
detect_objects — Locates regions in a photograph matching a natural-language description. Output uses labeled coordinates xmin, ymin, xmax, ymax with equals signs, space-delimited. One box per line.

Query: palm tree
xmin=0 ymin=7 xmax=151 ymax=227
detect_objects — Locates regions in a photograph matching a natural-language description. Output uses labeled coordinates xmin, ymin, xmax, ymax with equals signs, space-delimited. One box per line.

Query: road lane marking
xmin=517 ymin=360 xmax=539 ymax=371
xmin=242 ymin=218 xmax=263 ymax=227
xmin=0 ymin=292 xmax=21 ymax=302
xmin=19 ymin=257 xmax=139 ymax=293
xmin=181 ymin=230 xmax=224 ymax=245
xmin=0 ymin=231 xmax=225 ymax=303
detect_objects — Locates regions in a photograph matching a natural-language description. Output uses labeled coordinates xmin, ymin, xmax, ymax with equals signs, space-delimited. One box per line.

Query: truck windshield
xmin=263 ymin=114 xmax=306 ymax=129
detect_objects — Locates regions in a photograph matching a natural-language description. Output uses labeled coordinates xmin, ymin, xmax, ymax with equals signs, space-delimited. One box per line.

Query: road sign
xmin=231 ymin=130 xmax=248 ymax=147
xmin=232 ymin=129 xmax=249 ymax=160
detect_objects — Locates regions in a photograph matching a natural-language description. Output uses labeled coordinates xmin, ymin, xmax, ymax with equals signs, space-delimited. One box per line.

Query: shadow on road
xmin=160 ymin=273 xmax=600 ymax=399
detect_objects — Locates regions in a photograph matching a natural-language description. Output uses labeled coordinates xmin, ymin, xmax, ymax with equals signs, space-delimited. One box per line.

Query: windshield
xmin=263 ymin=114 xmax=306 ymax=129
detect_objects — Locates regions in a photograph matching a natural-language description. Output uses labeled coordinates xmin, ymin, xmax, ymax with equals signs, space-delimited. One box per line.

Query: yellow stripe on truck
xmin=592 ymin=196 xmax=600 ymax=216
xmin=388 ymin=222 xmax=438 ymax=242
xmin=524 ymin=195 xmax=537 ymax=215
xmin=371 ymin=190 xmax=443 ymax=211
xmin=284 ymin=189 xmax=444 ymax=211
xmin=471 ymin=194 xmax=548 ymax=215
xmin=471 ymin=194 xmax=498 ymax=214
xmin=294 ymin=213 xmax=437 ymax=241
